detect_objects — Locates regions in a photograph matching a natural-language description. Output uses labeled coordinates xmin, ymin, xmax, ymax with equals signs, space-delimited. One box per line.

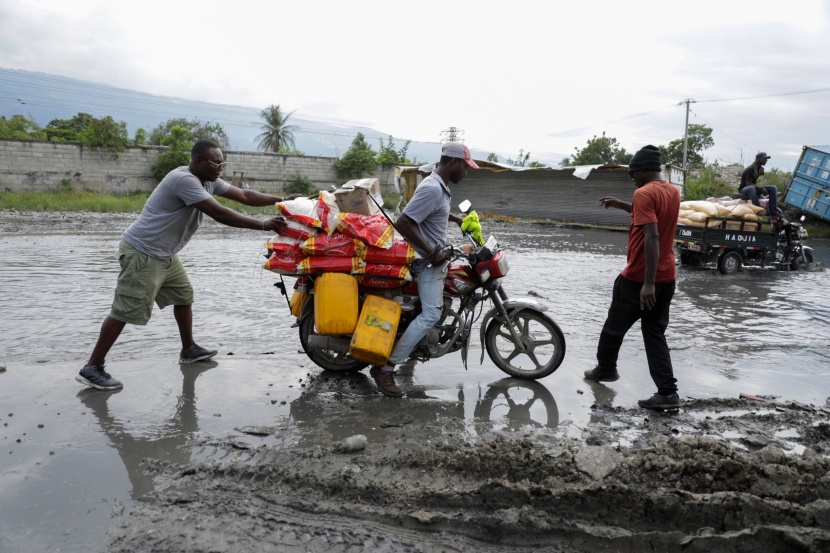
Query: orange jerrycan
xmin=314 ymin=272 xmax=358 ymax=335
xmin=349 ymin=294 xmax=402 ymax=365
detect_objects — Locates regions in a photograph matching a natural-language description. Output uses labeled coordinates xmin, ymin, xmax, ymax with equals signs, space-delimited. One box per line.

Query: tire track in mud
xmin=107 ymin=399 xmax=830 ymax=552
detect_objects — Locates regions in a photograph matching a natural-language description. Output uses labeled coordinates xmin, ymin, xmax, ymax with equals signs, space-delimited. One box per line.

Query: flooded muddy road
xmin=1 ymin=211 xmax=830 ymax=552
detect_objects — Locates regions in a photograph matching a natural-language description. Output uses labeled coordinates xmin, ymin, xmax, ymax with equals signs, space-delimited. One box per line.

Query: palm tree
xmin=256 ymin=104 xmax=299 ymax=153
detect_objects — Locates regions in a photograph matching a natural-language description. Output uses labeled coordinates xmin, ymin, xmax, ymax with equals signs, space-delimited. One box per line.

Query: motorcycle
xmin=282 ymin=201 xmax=566 ymax=380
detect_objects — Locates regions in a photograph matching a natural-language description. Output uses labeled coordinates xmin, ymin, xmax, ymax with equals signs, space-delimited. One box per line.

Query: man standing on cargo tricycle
xmin=740 ymin=152 xmax=780 ymax=222
xmin=368 ymin=142 xmax=479 ymax=397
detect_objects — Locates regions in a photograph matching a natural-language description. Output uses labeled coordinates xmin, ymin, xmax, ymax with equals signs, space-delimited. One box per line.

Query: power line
xmin=695 ymin=86 xmax=830 ymax=104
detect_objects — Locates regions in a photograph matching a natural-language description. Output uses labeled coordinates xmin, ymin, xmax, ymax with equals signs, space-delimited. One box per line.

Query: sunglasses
xmin=198 ymin=158 xmax=227 ymax=170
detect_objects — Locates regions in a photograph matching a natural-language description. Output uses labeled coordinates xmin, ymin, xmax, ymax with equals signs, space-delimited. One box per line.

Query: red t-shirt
xmin=620 ymin=180 xmax=680 ymax=283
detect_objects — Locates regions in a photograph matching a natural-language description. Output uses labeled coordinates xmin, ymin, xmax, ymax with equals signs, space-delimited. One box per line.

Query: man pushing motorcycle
xmin=369 ymin=142 xmax=479 ymax=397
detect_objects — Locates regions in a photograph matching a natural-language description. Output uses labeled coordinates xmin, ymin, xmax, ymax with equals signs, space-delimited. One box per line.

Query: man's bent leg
xmin=764 ymin=185 xmax=779 ymax=217
xmin=88 ymin=316 xmax=127 ymax=366
xmin=641 ymin=281 xmax=677 ymax=395
xmin=741 ymin=186 xmax=761 ymax=207
xmin=174 ymin=304 xmax=194 ymax=349
xmin=596 ymin=276 xmax=642 ymax=371
xmin=387 ymin=264 xmax=447 ymax=366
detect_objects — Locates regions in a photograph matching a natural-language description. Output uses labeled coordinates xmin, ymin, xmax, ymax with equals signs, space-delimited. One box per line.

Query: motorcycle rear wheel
xmin=298 ymin=312 xmax=368 ymax=373
xmin=484 ymin=309 xmax=565 ymax=380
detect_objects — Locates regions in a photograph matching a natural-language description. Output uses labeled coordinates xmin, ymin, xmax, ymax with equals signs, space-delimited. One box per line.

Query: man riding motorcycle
xmin=369 ymin=142 xmax=478 ymax=397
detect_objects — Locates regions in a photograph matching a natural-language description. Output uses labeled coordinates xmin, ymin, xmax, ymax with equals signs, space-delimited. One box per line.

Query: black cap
xmin=628 ymin=145 xmax=662 ymax=173
xmin=756 ymin=152 xmax=771 ymax=159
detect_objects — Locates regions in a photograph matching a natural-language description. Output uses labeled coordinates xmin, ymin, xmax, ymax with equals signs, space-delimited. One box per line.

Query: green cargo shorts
xmin=110 ymin=240 xmax=194 ymax=325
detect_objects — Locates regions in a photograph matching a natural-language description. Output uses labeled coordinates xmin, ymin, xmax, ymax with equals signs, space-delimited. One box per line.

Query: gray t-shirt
xmin=123 ymin=166 xmax=231 ymax=259
xmin=402 ymin=171 xmax=451 ymax=258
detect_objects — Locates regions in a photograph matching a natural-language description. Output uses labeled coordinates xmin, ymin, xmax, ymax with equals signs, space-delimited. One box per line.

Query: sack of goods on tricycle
xmin=263 ymin=186 xmax=566 ymax=381
xmin=674 ymin=199 xmax=817 ymax=274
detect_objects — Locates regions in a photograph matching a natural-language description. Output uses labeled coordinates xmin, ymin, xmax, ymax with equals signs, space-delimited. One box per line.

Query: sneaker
xmin=369 ymin=365 xmax=402 ymax=397
xmin=179 ymin=343 xmax=218 ymax=364
xmin=638 ymin=393 xmax=681 ymax=410
xmin=76 ymin=362 xmax=123 ymax=391
xmin=583 ymin=365 xmax=620 ymax=382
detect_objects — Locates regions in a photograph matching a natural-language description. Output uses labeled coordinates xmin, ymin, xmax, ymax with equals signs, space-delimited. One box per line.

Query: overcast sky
xmin=1 ymin=0 xmax=829 ymax=170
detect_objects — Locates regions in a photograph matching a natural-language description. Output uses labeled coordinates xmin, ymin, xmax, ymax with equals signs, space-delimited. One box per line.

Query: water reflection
xmin=76 ymin=362 xmax=216 ymax=498
xmin=286 ymin=366 xmax=563 ymax=447
xmin=472 ymin=378 xmax=559 ymax=432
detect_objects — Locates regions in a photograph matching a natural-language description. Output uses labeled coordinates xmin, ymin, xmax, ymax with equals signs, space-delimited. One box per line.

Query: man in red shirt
xmin=584 ymin=145 xmax=682 ymax=410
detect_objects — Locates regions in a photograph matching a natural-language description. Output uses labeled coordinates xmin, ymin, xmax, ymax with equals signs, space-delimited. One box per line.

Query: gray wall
xmin=447 ymin=169 xmax=638 ymax=227
xmin=0 ymin=139 xmax=359 ymax=195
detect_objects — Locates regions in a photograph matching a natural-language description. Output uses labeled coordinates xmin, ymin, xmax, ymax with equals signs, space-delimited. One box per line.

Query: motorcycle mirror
xmin=800 ymin=215 xmax=806 ymax=221
xmin=458 ymin=199 xmax=472 ymax=213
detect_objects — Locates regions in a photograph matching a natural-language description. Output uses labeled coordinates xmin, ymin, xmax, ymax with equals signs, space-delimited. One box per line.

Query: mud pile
xmin=108 ymin=399 xmax=830 ymax=552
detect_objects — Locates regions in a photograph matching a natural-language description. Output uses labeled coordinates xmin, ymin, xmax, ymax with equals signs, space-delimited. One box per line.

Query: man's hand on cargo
xmin=263 ymin=216 xmax=288 ymax=233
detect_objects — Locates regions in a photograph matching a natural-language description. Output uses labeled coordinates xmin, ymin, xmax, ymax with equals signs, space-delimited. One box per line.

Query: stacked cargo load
xmin=678 ymin=198 xmax=774 ymax=232
xmin=263 ymin=183 xmax=409 ymax=365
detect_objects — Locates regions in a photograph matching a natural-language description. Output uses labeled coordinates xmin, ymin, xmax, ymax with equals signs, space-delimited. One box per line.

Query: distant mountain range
xmin=0 ymin=67 xmax=495 ymax=164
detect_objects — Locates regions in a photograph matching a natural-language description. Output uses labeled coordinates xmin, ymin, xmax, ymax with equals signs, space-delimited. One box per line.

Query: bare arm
xmin=449 ymin=213 xmax=463 ymax=227
xmin=396 ymin=213 xmax=447 ymax=265
xmin=219 ymin=186 xmax=301 ymax=207
xmin=640 ymin=222 xmax=659 ymax=310
xmin=192 ymin=197 xmax=287 ymax=233
xmin=599 ymin=196 xmax=632 ymax=213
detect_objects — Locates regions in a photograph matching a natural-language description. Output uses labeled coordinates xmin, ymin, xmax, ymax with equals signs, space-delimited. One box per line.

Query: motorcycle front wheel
xmin=484 ymin=309 xmax=565 ymax=380
xmin=790 ymin=249 xmax=814 ymax=270
xmin=298 ymin=311 xmax=368 ymax=373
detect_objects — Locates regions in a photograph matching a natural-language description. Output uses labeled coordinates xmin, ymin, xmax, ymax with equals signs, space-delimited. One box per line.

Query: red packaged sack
xmin=301 ymin=233 xmax=366 ymax=258
xmin=316 ymin=191 xmax=340 ymax=235
xmin=279 ymin=220 xmax=318 ymax=241
xmin=359 ymin=263 xmax=412 ymax=281
xmin=335 ymin=212 xmax=394 ymax=249
xmin=296 ymin=257 xmax=365 ymax=274
xmin=266 ymin=234 xmax=304 ymax=254
xmin=277 ymin=197 xmax=322 ymax=230
xmin=263 ymin=245 xmax=306 ymax=274
xmin=363 ymin=240 xmax=415 ymax=264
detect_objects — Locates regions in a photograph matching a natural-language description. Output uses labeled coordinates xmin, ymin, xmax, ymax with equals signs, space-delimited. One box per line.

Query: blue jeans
xmin=741 ymin=185 xmax=779 ymax=217
xmin=387 ymin=262 xmax=447 ymax=366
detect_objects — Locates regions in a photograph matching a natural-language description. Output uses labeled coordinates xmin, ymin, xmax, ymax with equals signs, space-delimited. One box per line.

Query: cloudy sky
xmin=1 ymin=0 xmax=829 ymax=169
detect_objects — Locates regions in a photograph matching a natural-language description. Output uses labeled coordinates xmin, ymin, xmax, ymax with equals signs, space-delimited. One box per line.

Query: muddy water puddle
xmin=2 ymin=216 xmax=830 ymax=551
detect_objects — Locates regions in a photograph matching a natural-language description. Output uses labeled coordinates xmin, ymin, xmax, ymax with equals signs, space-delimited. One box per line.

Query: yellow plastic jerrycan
xmin=314 ymin=273 xmax=358 ymax=335
xmin=349 ymin=294 xmax=402 ymax=365
xmin=289 ymin=290 xmax=310 ymax=317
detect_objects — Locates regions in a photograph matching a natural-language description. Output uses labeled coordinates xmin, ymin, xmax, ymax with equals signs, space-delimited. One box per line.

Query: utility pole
xmin=440 ymin=127 xmax=463 ymax=144
xmin=680 ymin=98 xmax=695 ymax=176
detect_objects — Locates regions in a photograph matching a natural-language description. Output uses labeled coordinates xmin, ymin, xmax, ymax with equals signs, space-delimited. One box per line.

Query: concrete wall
xmin=0 ymin=139 xmax=398 ymax=195
xmin=450 ymin=169 xmax=637 ymax=227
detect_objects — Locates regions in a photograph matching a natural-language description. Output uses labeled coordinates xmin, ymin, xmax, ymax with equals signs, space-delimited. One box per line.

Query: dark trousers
xmin=596 ymin=275 xmax=677 ymax=394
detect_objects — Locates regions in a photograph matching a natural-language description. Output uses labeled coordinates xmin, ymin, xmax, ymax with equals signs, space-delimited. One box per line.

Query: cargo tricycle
xmin=675 ymin=215 xmax=813 ymax=274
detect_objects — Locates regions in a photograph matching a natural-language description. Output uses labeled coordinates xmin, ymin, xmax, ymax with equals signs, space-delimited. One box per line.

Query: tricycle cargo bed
xmin=675 ymin=217 xmax=777 ymax=250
